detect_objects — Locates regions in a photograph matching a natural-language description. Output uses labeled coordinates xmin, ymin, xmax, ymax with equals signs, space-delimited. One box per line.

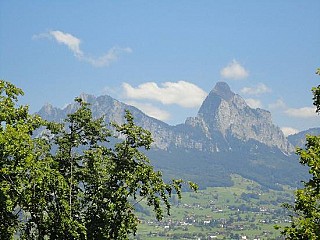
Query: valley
xmin=132 ymin=175 xmax=294 ymax=240
xmin=37 ymin=82 xmax=313 ymax=239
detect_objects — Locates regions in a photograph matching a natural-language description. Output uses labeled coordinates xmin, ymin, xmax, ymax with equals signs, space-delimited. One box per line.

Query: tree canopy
xmin=0 ymin=80 xmax=197 ymax=240
xmin=279 ymin=68 xmax=320 ymax=239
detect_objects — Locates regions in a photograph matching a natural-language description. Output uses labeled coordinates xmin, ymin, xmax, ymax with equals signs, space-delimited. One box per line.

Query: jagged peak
xmin=212 ymin=82 xmax=235 ymax=101
xmin=43 ymin=102 xmax=54 ymax=108
xmin=79 ymin=93 xmax=96 ymax=103
xmin=198 ymin=82 xmax=235 ymax=116
xmin=39 ymin=103 xmax=57 ymax=113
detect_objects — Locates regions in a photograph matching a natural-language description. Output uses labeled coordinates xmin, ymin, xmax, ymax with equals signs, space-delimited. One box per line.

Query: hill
xmin=288 ymin=127 xmax=320 ymax=148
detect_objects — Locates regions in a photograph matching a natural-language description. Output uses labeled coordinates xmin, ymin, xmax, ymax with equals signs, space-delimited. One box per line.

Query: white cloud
xmin=241 ymin=83 xmax=271 ymax=96
xmin=284 ymin=107 xmax=316 ymax=118
xmin=245 ymin=98 xmax=262 ymax=109
xmin=268 ymin=99 xmax=286 ymax=110
xmin=125 ymin=101 xmax=170 ymax=121
xmin=86 ymin=47 xmax=132 ymax=67
xmin=220 ymin=60 xmax=249 ymax=80
xmin=50 ymin=30 xmax=83 ymax=57
xmin=33 ymin=30 xmax=131 ymax=67
xmin=281 ymin=127 xmax=299 ymax=137
xmin=122 ymin=81 xmax=207 ymax=108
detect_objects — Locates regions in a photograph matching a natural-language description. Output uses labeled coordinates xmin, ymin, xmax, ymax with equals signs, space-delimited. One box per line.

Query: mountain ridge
xmin=38 ymin=82 xmax=293 ymax=154
xmin=37 ymin=82 xmax=306 ymax=189
xmin=288 ymin=127 xmax=320 ymax=148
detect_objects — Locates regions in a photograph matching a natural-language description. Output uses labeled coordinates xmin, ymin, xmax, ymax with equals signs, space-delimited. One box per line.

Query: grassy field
xmin=131 ymin=174 xmax=295 ymax=240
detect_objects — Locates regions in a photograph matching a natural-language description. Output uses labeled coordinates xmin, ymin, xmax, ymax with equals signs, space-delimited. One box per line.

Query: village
xmin=134 ymin=181 xmax=293 ymax=240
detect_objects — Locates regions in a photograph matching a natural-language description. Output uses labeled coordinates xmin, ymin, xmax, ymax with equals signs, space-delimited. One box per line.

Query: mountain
xmin=38 ymin=82 xmax=293 ymax=154
xmin=288 ymin=127 xmax=320 ymax=148
xmin=37 ymin=82 xmax=306 ymax=189
xmin=184 ymin=82 xmax=293 ymax=153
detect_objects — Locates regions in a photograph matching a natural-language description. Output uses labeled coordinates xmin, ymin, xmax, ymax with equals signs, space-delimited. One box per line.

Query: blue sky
xmin=1 ymin=1 xmax=319 ymax=136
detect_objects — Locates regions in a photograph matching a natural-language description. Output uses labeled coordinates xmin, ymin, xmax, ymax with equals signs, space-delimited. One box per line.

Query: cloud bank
xmin=122 ymin=81 xmax=207 ymax=108
xmin=281 ymin=127 xmax=299 ymax=137
xmin=241 ymin=83 xmax=271 ymax=96
xmin=284 ymin=107 xmax=316 ymax=118
xmin=220 ymin=60 xmax=249 ymax=80
xmin=125 ymin=101 xmax=170 ymax=121
xmin=245 ymin=98 xmax=262 ymax=109
xmin=268 ymin=99 xmax=286 ymax=110
xmin=33 ymin=30 xmax=132 ymax=67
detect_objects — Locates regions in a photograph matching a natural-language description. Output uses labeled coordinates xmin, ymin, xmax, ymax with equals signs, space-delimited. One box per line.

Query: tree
xmin=0 ymin=81 xmax=44 ymax=239
xmin=279 ymin=68 xmax=320 ymax=239
xmin=0 ymin=80 xmax=197 ymax=239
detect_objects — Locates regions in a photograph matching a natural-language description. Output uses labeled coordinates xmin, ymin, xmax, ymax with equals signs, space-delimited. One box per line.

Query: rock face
xmin=37 ymin=82 xmax=293 ymax=154
xmin=184 ymin=82 xmax=293 ymax=153
xmin=38 ymin=93 xmax=175 ymax=149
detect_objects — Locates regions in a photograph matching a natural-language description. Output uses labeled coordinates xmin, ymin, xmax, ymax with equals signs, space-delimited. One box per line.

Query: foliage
xmin=0 ymin=81 xmax=43 ymax=239
xmin=312 ymin=68 xmax=320 ymax=113
xmin=279 ymin=69 xmax=320 ymax=239
xmin=0 ymin=80 xmax=197 ymax=239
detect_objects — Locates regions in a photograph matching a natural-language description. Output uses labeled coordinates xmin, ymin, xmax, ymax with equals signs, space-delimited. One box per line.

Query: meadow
xmin=132 ymin=174 xmax=294 ymax=239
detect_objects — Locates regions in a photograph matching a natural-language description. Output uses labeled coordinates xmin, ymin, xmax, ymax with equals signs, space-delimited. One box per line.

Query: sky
xmin=1 ymin=1 xmax=319 ymax=136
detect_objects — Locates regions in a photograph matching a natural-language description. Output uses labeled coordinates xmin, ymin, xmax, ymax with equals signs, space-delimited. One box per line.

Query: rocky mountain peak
xmin=40 ymin=103 xmax=55 ymax=114
xmin=37 ymin=103 xmax=63 ymax=122
xmin=189 ymin=82 xmax=293 ymax=153
xmin=198 ymin=82 xmax=235 ymax=117
xmin=213 ymin=82 xmax=235 ymax=101
xmin=79 ymin=93 xmax=96 ymax=103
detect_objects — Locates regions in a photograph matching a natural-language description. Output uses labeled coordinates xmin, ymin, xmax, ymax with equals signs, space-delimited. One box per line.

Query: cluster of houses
xmin=137 ymin=198 xmax=290 ymax=239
